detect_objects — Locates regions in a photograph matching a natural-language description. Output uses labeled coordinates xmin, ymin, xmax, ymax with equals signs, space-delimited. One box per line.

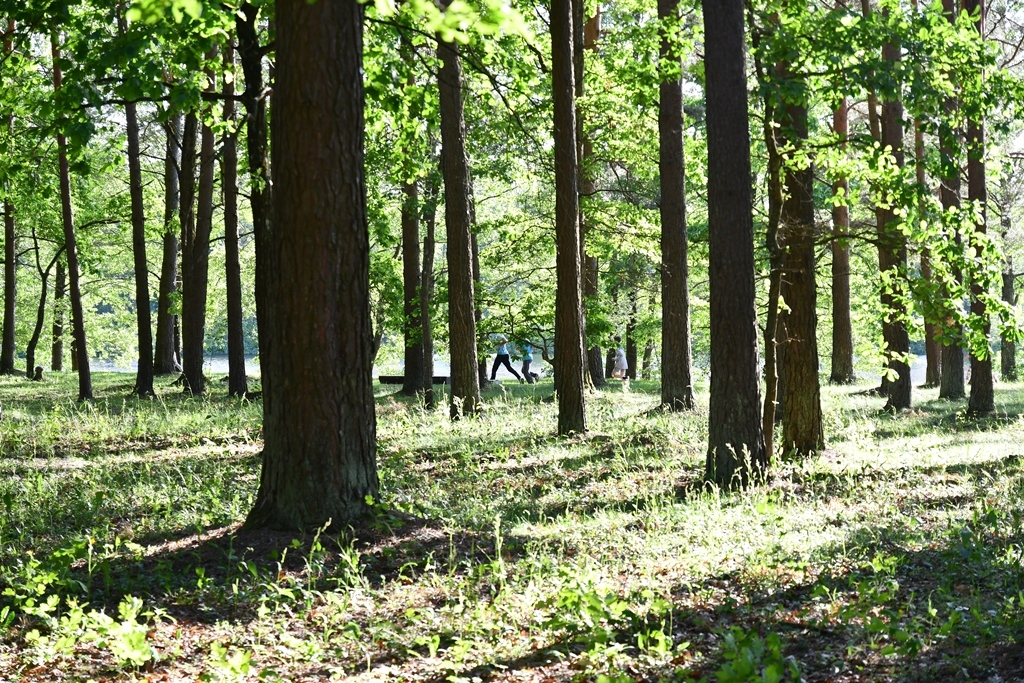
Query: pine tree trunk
xmin=553 ymin=0 xmax=588 ymax=434
xmin=702 ymin=0 xmax=766 ymax=487
xmin=830 ymin=99 xmax=855 ymax=384
xmin=437 ymin=36 xmax=482 ymax=418
xmin=659 ymin=0 xmax=694 ymax=410
xmin=245 ymin=0 xmax=378 ymax=531
xmin=222 ymin=42 xmax=248 ymax=398
xmin=51 ymin=35 xmax=91 ymax=400
xmin=154 ymin=114 xmax=182 ymax=375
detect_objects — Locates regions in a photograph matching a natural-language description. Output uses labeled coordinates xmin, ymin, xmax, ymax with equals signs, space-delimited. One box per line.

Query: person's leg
xmin=522 ymin=360 xmax=533 ymax=383
xmin=490 ymin=355 xmax=501 ymax=381
xmin=500 ymin=355 xmax=523 ymax=381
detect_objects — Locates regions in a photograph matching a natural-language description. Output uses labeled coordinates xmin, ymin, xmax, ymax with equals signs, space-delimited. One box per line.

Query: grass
xmin=0 ymin=372 xmax=1021 ymax=682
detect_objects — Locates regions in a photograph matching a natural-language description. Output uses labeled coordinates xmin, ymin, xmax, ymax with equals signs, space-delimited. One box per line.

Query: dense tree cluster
xmin=0 ymin=0 xmax=1020 ymax=526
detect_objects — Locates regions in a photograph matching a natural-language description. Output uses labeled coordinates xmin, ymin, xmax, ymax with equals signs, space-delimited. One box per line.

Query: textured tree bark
xmin=401 ymin=180 xmax=424 ymax=396
xmin=51 ymin=35 xmax=91 ymax=401
xmin=421 ymin=178 xmax=439 ymax=409
xmin=939 ymin=0 xmax=966 ymax=400
xmin=437 ymin=36 xmax=481 ymax=418
xmin=154 ymin=114 xmax=182 ymax=375
xmin=237 ymin=1 xmax=272 ymax=374
xmin=659 ymin=0 xmax=694 ymax=410
xmin=702 ymin=0 xmax=766 ymax=487
xmin=51 ymin=259 xmax=64 ymax=372
xmin=125 ymin=99 xmax=155 ymax=397
xmin=778 ymin=98 xmax=823 ymax=456
xmin=830 ymin=100 xmax=855 ymax=385
xmin=966 ymin=0 xmax=993 ymax=416
xmin=0 ymin=20 xmax=15 ymax=376
xmin=222 ymin=42 xmax=248 ymax=398
xmin=0 ymin=198 xmax=15 ymax=375
xmin=878 ymin=39 xmax=911 ymax=411
xmin=553 ymin=0 xmax=588 ymax=434
xmin=245 ymin=0 xmax=378 ymax=531
xmin=579 ymin=9 xmax=606 ymax=389
xmin=182 ymin=89 xmax=215 ymax=397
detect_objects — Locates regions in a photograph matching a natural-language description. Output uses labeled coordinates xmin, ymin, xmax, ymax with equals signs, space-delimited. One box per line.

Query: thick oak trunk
xmin=702 ymin=0 xmax=766 ymax=486
xmin=245 ymin=0 xmax=378 ymax=531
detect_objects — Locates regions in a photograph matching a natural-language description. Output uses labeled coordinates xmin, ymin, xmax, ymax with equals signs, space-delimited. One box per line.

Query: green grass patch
xmin=0 ymin=372 xmax=1021 ymax=681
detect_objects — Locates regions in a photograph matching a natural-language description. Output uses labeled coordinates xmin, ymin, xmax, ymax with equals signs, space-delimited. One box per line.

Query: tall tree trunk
xmin=437 ymin=36 xmax=481 ymax=418
xmin=878 ymin=37 xmax=911 ymax=411
xmin=702 ymin=0 xmax=766 ymax=487
xmin=830 ymin=99 xmax=855 ymax=384
xmin=580 ymin=9 xmax=606 ymax=389
xmin=180 ymin=101 xmax=212 ymax=396
xmin=626 ymin=288 xmax=638 ymax=381
xmin=421 ymin=177 xmax=439 ymax=408
xmin=966 ymin=0 xmax=993 ymax=416
xmin=126 ymin=99 xmax=155 ymax=397
xmin=222 ymin=41 xmax=248 ymax=398
xmin=553 ymin=0 xmax=588 ymax=434
xmin=0 ymin=20 xmax=15 ymax=376
xmin=0 ymin=197 xmax=14 ymax=375
xmin=26 ymin=236 xmax=62 ymax=379
xmin=1000 ymin=203 xmax=1016 ymax=381
xmin=778 ymin=96 xmax=823 ymax=456
xmin=51 ymin=35 xmax=91 ymax=400
xmin=915 ymin=119 xmax=941 ymax=387
xmin=939 ymin=0 xmax=966 ymax=400
xmin=118 ymin=10 xmax=155 ymax=397
xmin=659 ymin=0 xmax=694 ymax=410
xmin=51 ymin=259 xmax=64 ymax=372
xmin=154 ymin=113 xmax=182 ymax=375
xmin=245 ymin=0 xmax=378 ymax=531
xmin=237 ymin=1 xmax=272 ymax=377
xmin=401 ymin=179 xmax=424 ymax=396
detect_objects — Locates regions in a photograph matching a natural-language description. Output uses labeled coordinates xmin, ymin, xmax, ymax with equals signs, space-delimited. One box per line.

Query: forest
xmin=0 ymin=0 xmax=1023 ymax=680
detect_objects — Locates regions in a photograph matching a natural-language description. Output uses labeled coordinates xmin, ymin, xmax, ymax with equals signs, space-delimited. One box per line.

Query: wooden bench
xmin=378 ymin=375 xmax=450 ymax=385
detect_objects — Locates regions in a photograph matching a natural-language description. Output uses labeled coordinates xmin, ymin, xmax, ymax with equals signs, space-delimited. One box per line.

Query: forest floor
xmin=0 ymin=372 xmax=1021 ymax=682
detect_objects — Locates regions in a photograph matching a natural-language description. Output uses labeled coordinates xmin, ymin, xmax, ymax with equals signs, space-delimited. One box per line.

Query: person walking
xmin=490 ymin=335 xmax=523 ymax=383
xmin=521 ymin=341 xmax=536 ymax=384
xmin=612 ymin=335 xmax=629 ymax=389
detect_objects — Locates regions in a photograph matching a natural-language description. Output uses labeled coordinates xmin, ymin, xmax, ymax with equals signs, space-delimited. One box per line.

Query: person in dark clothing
xmin=490 ymin=335 xmax=523 ymax=383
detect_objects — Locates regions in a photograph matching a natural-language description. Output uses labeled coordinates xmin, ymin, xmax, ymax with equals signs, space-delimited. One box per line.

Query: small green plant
xmin=714 ymin=628 xmax=799 ymax=683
